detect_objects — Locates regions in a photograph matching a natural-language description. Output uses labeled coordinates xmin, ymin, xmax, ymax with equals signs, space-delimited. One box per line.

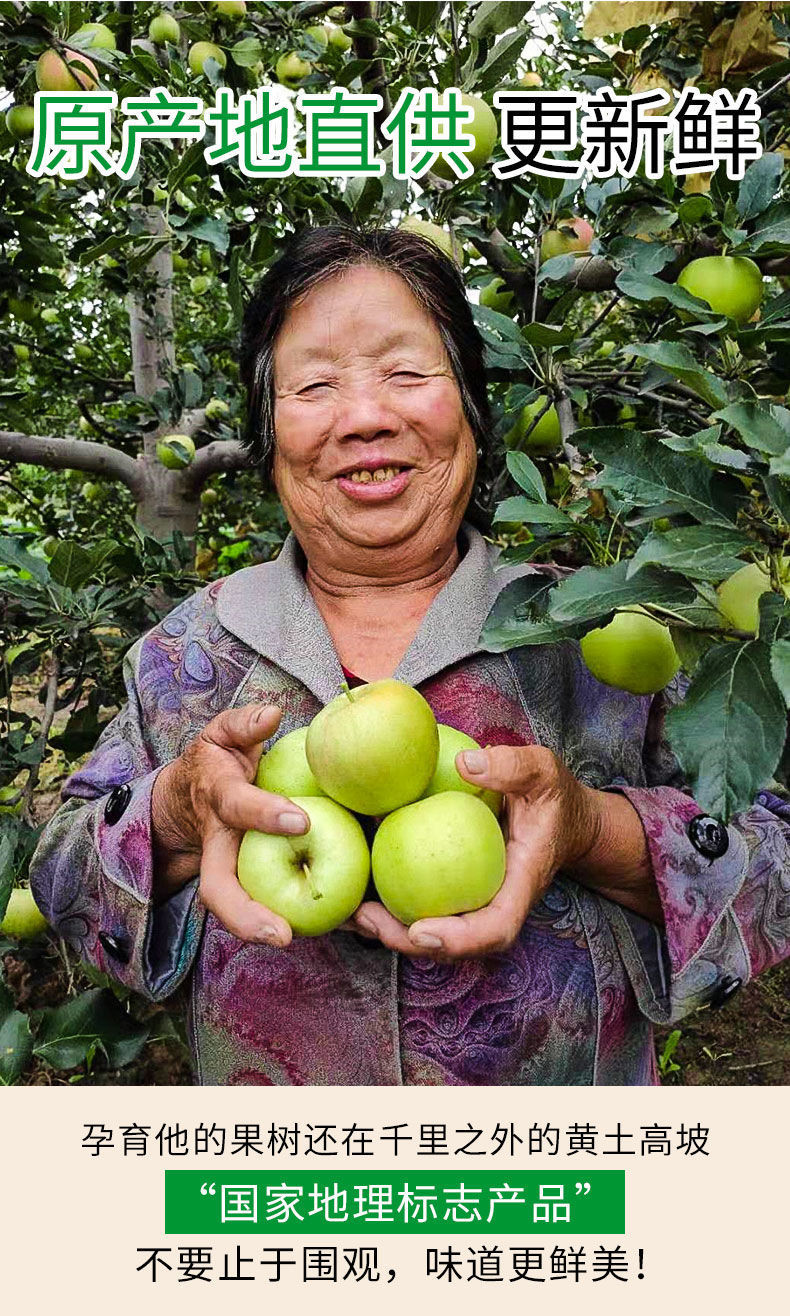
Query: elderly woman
xmin=30 ymin=226 xmax=790 ymax=1086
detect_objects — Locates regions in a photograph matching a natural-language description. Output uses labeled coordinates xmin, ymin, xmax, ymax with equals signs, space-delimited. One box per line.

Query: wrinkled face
xmin=272 ymin=265 xmax=477 ymax=557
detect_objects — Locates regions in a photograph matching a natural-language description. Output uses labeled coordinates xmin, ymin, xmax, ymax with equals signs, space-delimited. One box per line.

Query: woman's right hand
xmin=150 ymin=703 xmax=308 ymax=946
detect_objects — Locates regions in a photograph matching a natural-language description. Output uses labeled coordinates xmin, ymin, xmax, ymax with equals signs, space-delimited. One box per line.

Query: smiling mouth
xmin=342 ymin=464 xmax=407 ymax=484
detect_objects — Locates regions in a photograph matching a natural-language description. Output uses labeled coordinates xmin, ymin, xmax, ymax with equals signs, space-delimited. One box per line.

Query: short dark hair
xmin=239 ymin=225 xmax=493 ymax=526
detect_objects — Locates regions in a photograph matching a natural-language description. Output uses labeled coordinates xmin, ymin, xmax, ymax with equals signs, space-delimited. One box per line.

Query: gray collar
xmin=215 ymin=521 xmax=516 ymax=704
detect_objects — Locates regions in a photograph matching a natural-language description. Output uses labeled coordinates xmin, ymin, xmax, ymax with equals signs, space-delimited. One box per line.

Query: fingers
xmin=211 ymin=779 xmax=310 ymax=838
xmin=455 ymin=743 xmax=564 ymax=798
xmin=204 ymin=702 xmax=283 ymax=755
xmin=199 ymin=824 xmax=292 ymax=947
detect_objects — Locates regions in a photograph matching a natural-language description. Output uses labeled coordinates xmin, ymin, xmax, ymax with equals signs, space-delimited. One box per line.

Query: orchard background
xmin=1 ymin=0 xmax=790 ymax=1085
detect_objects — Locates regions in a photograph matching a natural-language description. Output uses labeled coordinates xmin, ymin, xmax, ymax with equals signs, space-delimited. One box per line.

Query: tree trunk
xmin=126 ymin=205 xmax=198 ymax=540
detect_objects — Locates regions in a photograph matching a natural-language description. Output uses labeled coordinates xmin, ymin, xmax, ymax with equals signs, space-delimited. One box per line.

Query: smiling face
xmin=272 ymin=264 xmax=477 ymax=580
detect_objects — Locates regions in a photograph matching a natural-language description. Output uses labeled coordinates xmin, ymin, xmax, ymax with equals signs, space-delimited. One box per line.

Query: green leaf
xmin=737 ymin=154 xmax=784 ymax=222
xmin=229 ymin=37 xmax=263 ymax=67
xmin=713 ymin=401 xmax=790 ymax=456
xmin=0 ymin=1008 xmax=33 ymax=1084
xmin=47 ymin=541 xmax=99 ymax=591
xmin=176 ymin=215 xmax=229 ymax=254
xmin=469 ymin=0 xmax=533 ymax=37
xmin=404 ymin=0 xmax=442 ymax=31
xmin=627 ymin=525 xmax=752 ymax=581
xmin=493 ymin=498 xmax=573 ymax=529
xmin=548 ymin=560 xmax=696 ymax=624
xmin=33 ymin=988 xmax=150 ymax=1071
xmin=615 ymin=271 xmax=720 ymax=320
xmin=521 ymin=322 xmax=575 ymax=347
xmin=627 ymin=340 xmax=730 ymax=409
xmin=736 ymin=204 xmax=790 ymax=255
xmin=470 ymin=29 xmax=529 ymax=91
xmin=481 ymin=575 xmax=587 ymax=651
xmin=665 ymin=640 xmax=787 ymax=819
xmin=577 ymin=428 xmax=739 ymax=527
xmin=0 ymin=833 xmax=14 ymax=920
xmin=506 ymin=449 xmax=546 ymax=502
xmin=771 ymin=640 xmax=790 ymax=706
xmin=0 ymin=537 xmax=49 ymax=583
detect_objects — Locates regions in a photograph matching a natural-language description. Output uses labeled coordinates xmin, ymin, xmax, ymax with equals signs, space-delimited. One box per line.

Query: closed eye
xmin=298 ymin=381 xmax=333 ymax=394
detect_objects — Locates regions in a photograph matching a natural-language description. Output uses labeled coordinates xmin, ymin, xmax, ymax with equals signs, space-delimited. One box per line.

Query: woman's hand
xmin=150 ymin=703 xmax=308 ymax=946
xmin=348 ymin=744 xmax=660 ymax=960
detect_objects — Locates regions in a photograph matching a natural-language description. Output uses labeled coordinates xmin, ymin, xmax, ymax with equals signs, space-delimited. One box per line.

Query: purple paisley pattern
xmin=29 ymin=574 xmax=790 ymax=1085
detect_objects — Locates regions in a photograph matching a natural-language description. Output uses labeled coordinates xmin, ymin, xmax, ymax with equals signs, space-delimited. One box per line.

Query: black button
xmin=688 ymin=815 xmax=729 ymax=859
xmin=98 ymin=932 xmax=130 ymax=965
xmin=104 ymin=784 xmax=131 ymax=825
xmin=709 ymin=974 xmax=742 ymax=1009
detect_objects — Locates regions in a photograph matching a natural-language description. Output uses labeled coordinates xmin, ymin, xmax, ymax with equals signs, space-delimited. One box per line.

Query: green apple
xmin=36 ymin=47 xmax=99 ymax=91
xmin=520 ymin=70 xmax=543 ymax=87
xmin=372 ymin=791 xmax=506 ymax=924
xmin=422 ymin=724 xmax=501 ymax=815
xmin=505 ymin=396 xmax=562 ymax=456
xmin=205 ymin=397 xmax=229 ymax=420
xmin=74 ymin=341 xmax=92 ymax=362
xmin=8 ymin=296 xmax=39 ymax=322
xmin=172 ymin=251 xmax=189 ymax=271
xmin=1 ymin=887 xmax=49 ymax=940
xmin=13 ymin=343 xmax=30 ymax=363
xmin=540 ymin=217 xmax=593 ymax=263
xmin=237 ymin=795 xmax=370 ymax=936
xmin=200 ymin=486 xmax=219 ymax=507
xmin=188 ymin=41 xmax=227 ymax=76
xmin=306 ymin=678 xmax=439 ymax=815
xmin=716 ymin=560 xmax=790 ymax=635
xmin=82 ymin=481 xmax=103 ymax=502
xmin=256 ymin=726 xmax=327 ymax=798
xmin=41 ymin=306 xmax=59 ymax=323
xmin=190 ymin=274 xmax=211 ymax=295
xmin=156 ymin=433 xmax=195 ymax=469
xmin=73 ymin=21 xmax=116 ymax=50
xmin=399 ymin=216 xmax=462 ymax=263
xmin=305 ymin=24 xmax=330 ymax=48
xmin=276 ymin=51 xmax=312 ymax=87
xmin=432 ymin=92 xmax=497 ymax=180
xmin=677 ymin=255 xmax=763 ymax=323
xmin=5 ymin=106 xmax=35 ymax=140
xmin=78 ymin=415 xmax=93 ymax=433
xmin=149 ymin=13 xmax=181 ymax=44
xmin=479 ymin=276 xmax=515 ymax=315
xmin=581 ymin=607 xmax=680 ymax=696
xmin=214 ymin=0 xmax=247 ymax=15
xmin=327 ymin=23 xmax=352 ymax=50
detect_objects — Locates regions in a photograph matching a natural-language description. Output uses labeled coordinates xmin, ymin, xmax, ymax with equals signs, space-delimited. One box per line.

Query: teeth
xmin=348 ymin=466 xmax=400 ymax=483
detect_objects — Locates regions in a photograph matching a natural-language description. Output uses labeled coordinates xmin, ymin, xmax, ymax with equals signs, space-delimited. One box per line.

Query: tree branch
xmin=184 ymin=439 xmax=251 ymax=488
xmin=347 ymin=1 xmax=391 ymax=130
xmin=22 ymin=650 xmax=60 ymax=823
xmin=0 ymin=432 xmax=141 ymax=491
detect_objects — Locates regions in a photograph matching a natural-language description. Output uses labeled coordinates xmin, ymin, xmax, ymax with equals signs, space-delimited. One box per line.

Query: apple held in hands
xmin=306 ymin=679 xmax=439 ymax=815
xmin=237 ymin=796 xmax=370 ymax=936
xmin=423 ymin=724 xmax=501 ymax=816
xmin=372 ymin=792 xmax=506 ymax=924
xmin=256 ymin=726 xmax=327 ymax=797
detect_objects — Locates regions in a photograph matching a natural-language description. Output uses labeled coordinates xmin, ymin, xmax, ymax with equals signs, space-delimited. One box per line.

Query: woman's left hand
xmin=348 ymin=744 xmax=658 ymax=960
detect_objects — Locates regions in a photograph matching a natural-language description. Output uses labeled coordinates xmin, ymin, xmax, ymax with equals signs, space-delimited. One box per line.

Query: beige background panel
xmin=1 ymin=1085 xmax=785 ymax=1314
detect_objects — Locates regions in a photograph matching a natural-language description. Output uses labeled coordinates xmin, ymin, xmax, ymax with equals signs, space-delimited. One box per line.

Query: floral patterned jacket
xmin=29 ymin=524 xmax=790 ymax=1085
